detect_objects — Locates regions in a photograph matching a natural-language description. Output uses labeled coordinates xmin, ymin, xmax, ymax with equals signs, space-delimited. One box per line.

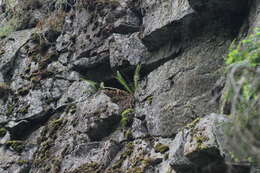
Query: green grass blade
xmin=115 ymin=71 xmax=133 ymax=94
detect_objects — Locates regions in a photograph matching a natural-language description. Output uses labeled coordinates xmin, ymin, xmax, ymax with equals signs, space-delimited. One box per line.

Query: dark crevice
xmin=141 ymin=0 xmax=251 ymax=52
xmin=87 ymin=114 xmax=120 ymax=141
xmin=6 ymin=105 xmax=67 ymax=140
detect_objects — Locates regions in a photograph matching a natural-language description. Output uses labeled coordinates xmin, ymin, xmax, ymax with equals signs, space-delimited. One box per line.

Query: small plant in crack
xmin=115 ymin=64 xmax=141 ymax=94
xmin=82 ymin=65 xmax=141 ymax=130
xmin=82 ymin=64 xmax=142 ymax=95
xmin=120 ymin=108 xmax=134 ymax=128
xmin=82 ymin=79 xmax=124 ymax=93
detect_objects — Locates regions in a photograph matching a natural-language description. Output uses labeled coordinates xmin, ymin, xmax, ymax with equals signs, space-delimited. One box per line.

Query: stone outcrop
xmin=0 ymin=0 xmax=259 ymax=173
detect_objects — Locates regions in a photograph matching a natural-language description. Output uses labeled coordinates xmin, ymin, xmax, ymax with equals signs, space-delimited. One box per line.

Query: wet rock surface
xmin=0 ymin=0 xmax=259 ymax=172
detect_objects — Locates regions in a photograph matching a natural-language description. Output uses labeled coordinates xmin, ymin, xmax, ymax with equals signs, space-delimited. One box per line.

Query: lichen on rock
xmin=0 ymin=0 xmax=259 ymax=172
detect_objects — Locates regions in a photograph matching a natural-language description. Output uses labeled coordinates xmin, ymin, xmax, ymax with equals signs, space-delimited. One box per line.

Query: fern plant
xmin=115 ymin=64 xmax=141 ymax=94
xmin=82 ymin=64 xmax=142 ymax=94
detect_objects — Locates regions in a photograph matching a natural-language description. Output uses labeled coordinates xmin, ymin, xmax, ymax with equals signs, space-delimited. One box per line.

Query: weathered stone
xmin=109 ymin=33 xmax=149 ymax=70
xmin=140 ymin=0 xmax=194 ymax=50
xmin=76 ymin=92 xmax=120 ymax=141
xmin=0 ymin=0 xmax=259 ymax=172
xmin=136 ymin=36 xmax=229 ymax=136
xmin=112 ymin=9 xmax=141 ymax=34
xmin=0 ymin=29 xmax=34 ymax=82
xmin=183 ymin=114 xmax=228 ymax=166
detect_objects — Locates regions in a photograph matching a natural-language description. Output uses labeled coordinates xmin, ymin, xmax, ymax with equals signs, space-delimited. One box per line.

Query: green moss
xmin=112 ymin=159 xmax=124 ymax=169
xmin=111 ymin=142 xmax=135 ymax=169
xmin=164 ymin=153 xmax=169 ymax=160
xmin=31 ymin=32 xmax=42 ymax=43
xmin=17 ymin=159 xmax=30 ymax=166
xmin=0 ymin=17 xmax=17 ymax=38
xmin=192 ymin=134 xmax=209 ymax=151
xmin=31 ymin=76 xmax=41 ymax=83
xmin=18 ymin=105 xmax=30 ymax=114
xmin=0 ymin=128 xmax=7 ymax=137
xmin=6 ymin=103 xmax=15 ymax=116
xmin=0 ymin=49 xmax=5 ymax=55
xmin=186 ymin=118 xmax=200 ymax=129
xmin=154 ymin=143 xmax=169 ymax=154
xmin=17 ymin=87 xmax=30 ymax=96
xmin=127 ymin=157 xmax=160 ymax=173
xmin=121 ymin=108 xmax=134 ymax=116
xmin=120 ymin=108 xmax=134 ymax=128
xmin=68 ymin=162 xmax=101 ymax=173
xmin=65 ymin=104 xmax=77 ymax=114
xmin=50 ymin=118 xmax=64 ymax=127
xmin=5 ymin=140 xmax=24 ymax=153
xmin=124 ymin=129 xmax=133 ymax=140
xmin=146 ymin=96 xmax=153 ymax=105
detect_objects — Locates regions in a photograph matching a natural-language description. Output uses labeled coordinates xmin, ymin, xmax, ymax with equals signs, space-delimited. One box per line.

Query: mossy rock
xmin=0 ymin=128 xmax=7 ymax=137
xmin=154 ymin=143 xmax=169 ymax=154
xmin=123 ymin=129 xmax=133 ymax=140
xmin=6 ymin=103 xmax=15 ymax=116
xmin=17 ymin=159 xmax=30 ymax=166
xmin=18 ymin=105 xmax=30 ymax=114
xmin=5 ymin=140 xmax=25 ymax=153
xmin=17 ymin=87 xmax=30 ymax=96
xmin=68 ymin=162 xmax=101 ymax=173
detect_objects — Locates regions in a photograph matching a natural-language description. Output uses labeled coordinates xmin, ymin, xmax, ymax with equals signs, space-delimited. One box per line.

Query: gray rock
xmin=183 ymin=114 xmax=228 ymax=166
xmin=140 ymin=0 xmax=194 ymax=50
xmin=109 ymin=33 xmax=149 ymax=70
xmin=0 ymin=29 xmax=34 ymax=82
xmin=131 ymin=118 xmax=148 ymax=139
xmin=76 ymin=92 xmax=120 ymax=141
xmin=112 ymin=9 xmax=141 ymax=34
xmin=0 ymin=0 xmax=259 ymax=172
xmin=136 ymin=36 xmax=228 ymax=136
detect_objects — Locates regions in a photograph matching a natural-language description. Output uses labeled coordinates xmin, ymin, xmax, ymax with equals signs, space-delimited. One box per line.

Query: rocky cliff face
xmin=0 ymin=0 xmax=259 ymax=173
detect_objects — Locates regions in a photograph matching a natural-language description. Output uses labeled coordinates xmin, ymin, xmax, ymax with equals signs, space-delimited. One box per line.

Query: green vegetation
xmin=16 ymin=159 xmax=30 ymax=166
xmin=5 ymin=140 xmax=25 ymax=153
xmin=154 ymin=143 xmax=169 ymax=154
xmin=115 ymin=64 xmax=141 ymax=94
xmin=226 ymin=29 xmax=260 ymax=66
xmin=223 ymin=29 xmax=260 ymax=166
xmin=0 ymin=128 xmax=7 ymax=137
xmin=0 ymin=17 xmax=17 ymax=38
xmin=83 ymin=64 xmax=142 ymax=94
xmin=120 ymin=108 xmax=134 ymax=128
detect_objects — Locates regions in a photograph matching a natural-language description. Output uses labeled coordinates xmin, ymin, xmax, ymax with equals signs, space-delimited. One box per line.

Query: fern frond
xmin=115 ymin=71 xmax=133 ymax=94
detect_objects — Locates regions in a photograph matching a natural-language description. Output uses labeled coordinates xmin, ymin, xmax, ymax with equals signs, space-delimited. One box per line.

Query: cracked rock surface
xmin=0 ymin=0 xmax=259 ymax=173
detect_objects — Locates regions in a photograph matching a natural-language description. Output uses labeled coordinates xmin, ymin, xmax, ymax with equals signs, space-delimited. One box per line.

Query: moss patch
xmin=18 ymin=105 xmax=30 ymax=114
xmin=68 ymin=162 xmax=102 ymax=173
xmin=17 ymin=159 xmax=30 ymax=166
xmin=5 ymin=140 xmax=25 ymax=153
xmin=154 ymin=143 xmax=169 ymax=154
xmin=0 ymin=128 xmax=7 ymax=137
